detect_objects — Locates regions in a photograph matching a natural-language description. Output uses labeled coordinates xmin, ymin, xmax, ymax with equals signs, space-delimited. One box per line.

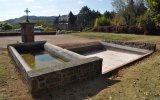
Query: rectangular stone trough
xmin=65 ymin=41 xmax=155 ymax=74
xmin=7 ymin=41 xmax=102 ymax=93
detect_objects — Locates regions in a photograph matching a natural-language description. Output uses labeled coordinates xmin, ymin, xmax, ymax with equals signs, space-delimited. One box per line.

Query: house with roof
xmin=54 ymin=12 xmax=78 ymax=30
xmin=58 ymin=15 xmax=69 ymax=30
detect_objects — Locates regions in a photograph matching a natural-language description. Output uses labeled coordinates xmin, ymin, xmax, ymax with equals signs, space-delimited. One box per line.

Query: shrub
xmin=83 ymin=27 xmax=92 ymax=32
xmin=137 ymin=13 xmax=157 ymax=35
xmin=56 ymin=30 xmax=67 ymax=34
xmin=155 ymin=26 xmax=160 ymax=35
xmin=128 ymin=26 xmax=144 ymax=34
xmin=94 ymin=16 xmax=111 ymax=27
xmin=116 ymin=25 xmax=128 ymax=33
xmin=92 ymin=25 xmax=144 ymax=34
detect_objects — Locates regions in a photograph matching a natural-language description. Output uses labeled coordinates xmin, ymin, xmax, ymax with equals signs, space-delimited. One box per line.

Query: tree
xmin=103 ymin=11 xmax=115 ymax=19
xmin=112 ymin=0 xmax=147 ymax=25
xmin=77 ymin=6 xmax=92 ymax=29
xmin=53 ymin=17 xmax=59 ymax=25
xmin=145 ymin=0 xmax=160 ymax=26
xmin=1 ymin=23 xmax=12 ymax=31
xmin=76 ymin=6 xmax=102 ymax=30
xmin=53 ymin=17 xmax=59 ymax=29
xmin=68 ymin=11 xmax=76 ymax=25
xmin=90 ymin=10 xmax=102 ymax=27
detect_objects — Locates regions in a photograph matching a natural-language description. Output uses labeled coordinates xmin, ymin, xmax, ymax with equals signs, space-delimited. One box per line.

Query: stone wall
xmin=8 ymin=41 xmax=46 ymax=53
xmin=0 ymin=31 xmax=56 ymax=36
xmin=65 ymin=41 xmax=156 ymax=55
xmin=104 ymin=41 xmax=156 ymax=51
xmin=7 ymin=42 xmax=103 ymax=94
xmin=28 ymin=57 xmax=102 ymax=93
xmin=64 ymin=41 xmax=105 ymax=54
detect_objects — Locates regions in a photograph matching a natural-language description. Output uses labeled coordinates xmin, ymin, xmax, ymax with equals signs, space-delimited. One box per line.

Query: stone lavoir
xmin=7 ymin=8 xmax=156 ymax=95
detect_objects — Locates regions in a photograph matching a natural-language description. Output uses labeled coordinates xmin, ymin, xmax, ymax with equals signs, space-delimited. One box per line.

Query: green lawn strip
xmin=0 ymin=50 xmax=9 ymax=99
xmin=71 ymin=32 xmax=160 ymax=44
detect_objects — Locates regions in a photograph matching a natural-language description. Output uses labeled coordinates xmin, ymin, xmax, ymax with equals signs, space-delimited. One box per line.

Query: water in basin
xmin=21 ymin=51 xmax=66 ymax=70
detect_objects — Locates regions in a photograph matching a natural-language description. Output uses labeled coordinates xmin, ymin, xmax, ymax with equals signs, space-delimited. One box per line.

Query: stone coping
xmin=100 ymin=41 xmax=153 ymax=54
xmin=66 ymin=41 xmax=155 ymax=55
xmin=104 ymin=40 xmax=156 ymax=51
xmin=44 ymin=43 xmax=85 ymax=61
xmin=8 ymin=46 xmax=31 ymax=71
xmin=7 ymin=41 xmax=46 ymax=52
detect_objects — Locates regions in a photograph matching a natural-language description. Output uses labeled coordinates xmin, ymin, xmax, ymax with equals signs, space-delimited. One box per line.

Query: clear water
xmin=21 ymin=51 xmax=66 ymax=70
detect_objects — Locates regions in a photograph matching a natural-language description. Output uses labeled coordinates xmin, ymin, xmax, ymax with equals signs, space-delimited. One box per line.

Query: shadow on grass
xmin=33 ymin=75 xmax=120 ymax=100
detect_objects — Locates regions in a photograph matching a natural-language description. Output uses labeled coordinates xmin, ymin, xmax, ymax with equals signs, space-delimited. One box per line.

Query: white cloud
xmin=25 ymin=0 xmax=34 ymax=2
xmin=32 ymin=6 xmax=43 ymax=9
xmin=77 ymin=0 xmax=84 ymax=4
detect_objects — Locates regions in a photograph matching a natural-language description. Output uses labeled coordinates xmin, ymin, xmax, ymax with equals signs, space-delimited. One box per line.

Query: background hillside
xmin=4 ymin=16 xmax=56 ymax=25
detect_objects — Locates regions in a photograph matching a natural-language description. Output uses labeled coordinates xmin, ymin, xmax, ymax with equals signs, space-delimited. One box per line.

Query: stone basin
xmin=7 ymin=41 xmax=102 ymax=94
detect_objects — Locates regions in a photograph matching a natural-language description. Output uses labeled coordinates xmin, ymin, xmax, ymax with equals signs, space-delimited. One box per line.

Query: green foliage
xmin=44 ymin=27 xmax=53 ymax=32
xmin=145 ymin=0 xmax=160 ymax=26
xmin=103 ymin=11 xmax=115 ymax=19
xmin=57 ymin=30 xmax=67 ymax=34
xmin=137 ymin=13 xmax=156 ymax=34
xmin=68 ymin=11 xmax=76 ymax=25
xmin=35 ymin=20 xmax=53 ymax=31
xmin=83 ymin=27 xmax=92 ymax=32
xmin=94 ymin=16 xmax=111 ymax=27
xmin=0 ymin=23 xmax=12 ymax=31
xmin=77 ymin=6 xmax=102 ymax=29
xmin=112 ymin=0 xmax=147 ymax=25
xmin=112 ymin=15 xmax=126 ymax=26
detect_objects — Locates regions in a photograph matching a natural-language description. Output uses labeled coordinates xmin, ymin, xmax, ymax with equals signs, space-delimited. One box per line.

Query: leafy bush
xmin=128 ymin=26 xmax=144 ymax=34
xmin=94 ymin=16 xmax=111 ymax=27
xmin=92 ymin=25 xmax=144 ymax=34
xmin=137 ymin=13 xmax=157 ymax=35
xmin=83 ymin=27 xmax=92 ymax=32
xmin=56 ymin=30 xmax=67 ymax=34
xmin=116 ymin=25 xmax=128 ymax=33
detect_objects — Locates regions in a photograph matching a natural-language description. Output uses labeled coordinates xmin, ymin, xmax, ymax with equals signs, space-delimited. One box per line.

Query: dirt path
xmin=0 ymin=35 xmax=99 ymax=48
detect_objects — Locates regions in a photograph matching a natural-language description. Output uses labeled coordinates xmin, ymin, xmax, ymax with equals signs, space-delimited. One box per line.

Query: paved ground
xmin=0 ymin=35 xmax=99 ymax=48
xmin=85 ymin=50 xmax=143 ymax=74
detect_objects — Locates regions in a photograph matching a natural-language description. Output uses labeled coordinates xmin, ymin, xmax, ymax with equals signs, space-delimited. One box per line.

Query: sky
xmin=0 ymin=0 xmax=113 ymax=21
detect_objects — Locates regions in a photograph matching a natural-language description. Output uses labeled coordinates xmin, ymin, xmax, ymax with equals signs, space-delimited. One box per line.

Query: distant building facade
xmin=54 ymin=12 xmax=78 ymax=30
xmin=58 ymin=15 xmax=69 ymax=30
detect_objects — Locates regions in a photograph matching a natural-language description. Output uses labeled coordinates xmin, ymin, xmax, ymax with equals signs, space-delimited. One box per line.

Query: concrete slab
xmin=84 ymin=50 xmax=146 ymax=74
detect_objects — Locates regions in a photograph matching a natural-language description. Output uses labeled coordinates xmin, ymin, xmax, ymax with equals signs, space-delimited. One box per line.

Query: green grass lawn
xmin=71 ymin=32 xmax=160 ymax=44
xmin=0 ymin=49 xmax=9 ymax=99
xmin=0 ymin=32 xmax=160 ymax=100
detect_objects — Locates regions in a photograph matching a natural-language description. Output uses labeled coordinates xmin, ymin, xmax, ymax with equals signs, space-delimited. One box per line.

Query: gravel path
xmin=0 ymin=35 xmax=99 ymax=48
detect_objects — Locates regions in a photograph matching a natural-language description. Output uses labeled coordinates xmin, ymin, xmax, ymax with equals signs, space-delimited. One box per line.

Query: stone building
xmin=54 ymin=12 xmax=78 ymax=30
xmin=58 ymin=15 xmax=69 ymax=30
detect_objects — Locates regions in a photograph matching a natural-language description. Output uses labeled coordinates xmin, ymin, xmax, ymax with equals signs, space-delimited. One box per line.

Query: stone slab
xmin=84 ymin=50 xmax=145 ymax=74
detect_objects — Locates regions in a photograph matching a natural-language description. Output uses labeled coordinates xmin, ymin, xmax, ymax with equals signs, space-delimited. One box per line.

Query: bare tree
xmin=112 ymin=0 xmax=146 ymax=25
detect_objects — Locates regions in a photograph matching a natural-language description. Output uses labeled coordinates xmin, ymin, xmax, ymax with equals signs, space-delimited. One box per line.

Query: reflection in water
xmin=21 ymin=51 xmax=66 ymax=70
